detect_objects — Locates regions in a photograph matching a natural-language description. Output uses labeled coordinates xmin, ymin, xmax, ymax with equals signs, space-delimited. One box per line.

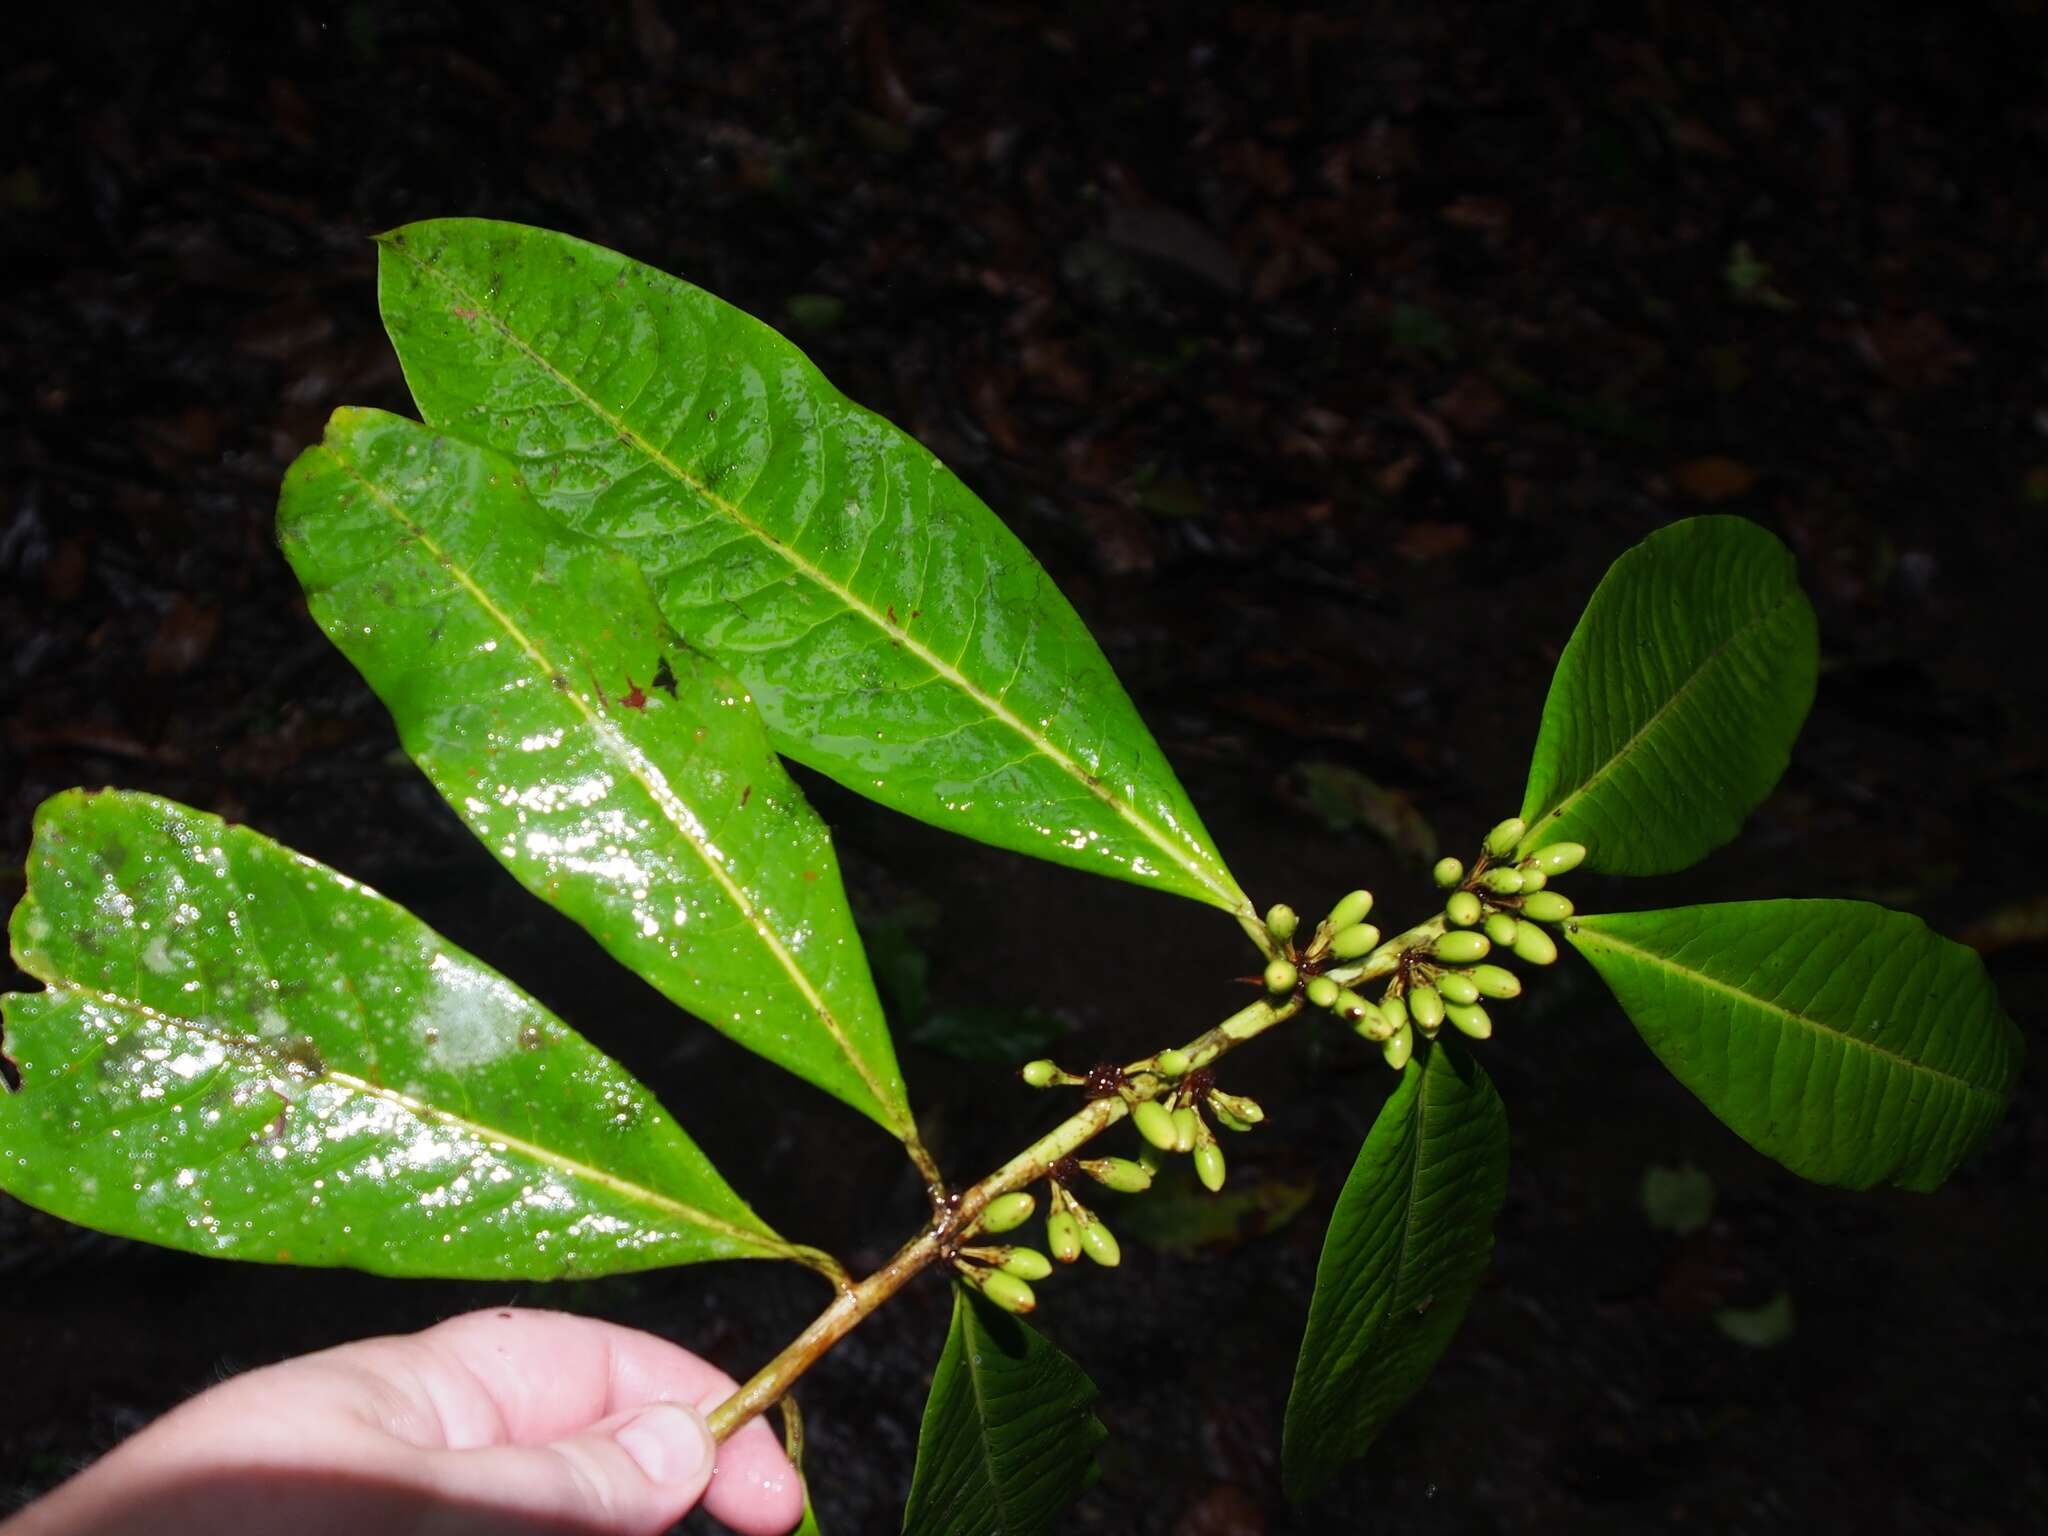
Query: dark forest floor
xmin=3 ymin=4 xmax=2045 ymax=1532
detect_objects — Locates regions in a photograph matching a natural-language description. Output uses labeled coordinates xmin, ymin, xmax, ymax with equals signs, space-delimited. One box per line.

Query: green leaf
xmin=901 ymin=1283 xmax=1104 ymax=1536
xmin=906 ymin=1004 xmax=1069 ymax=1066
xmin=374 ymin=218 xmax=1248 ymax=918
xmin=0 ymin=791 xmax=807 ymax=1277
xmin=278 ymin=408 xmax=913 ymax=1140
xmin=1517 ymin=516 xmax=1818 ymax=874
xmin=1282 ymin=1043 xmax=1508 ymax=1502
xmin=1110 ymin=1164 xmax=1314 ymax=1258
xmin=1568 ymin=901 xmax=2023 ymax=1191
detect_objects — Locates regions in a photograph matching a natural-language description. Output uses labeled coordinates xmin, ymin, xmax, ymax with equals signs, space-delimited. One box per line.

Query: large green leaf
xmin=1283 ymin=1043 xmax=1507 ymax=1502
xmin=0 ymin=791 xmax=810 ymax=1277
xmin=900 ymin=1284 xmax=1105 ymax=1536
xmin=1517 ymin=516 xmax=1818 ymax=874
xmin=1569 ymin=901 xmax=2022 ymax=1191
xmin=373 ymin=218 xmax=1248 ymax=918
xmin=278 ymin=408 xmax=913 ymax=1140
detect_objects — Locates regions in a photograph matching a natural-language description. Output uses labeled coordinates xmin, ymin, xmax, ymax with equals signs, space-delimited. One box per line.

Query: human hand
xmin=2 ymin=1307 xmax=805 ymax=1536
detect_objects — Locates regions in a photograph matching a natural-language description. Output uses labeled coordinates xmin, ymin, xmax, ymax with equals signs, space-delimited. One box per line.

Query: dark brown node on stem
xmin=1082 ymin=1061 xmax=1126 ymax=1100
xmin=1181 ymin=1067 xmax=1216 ymax=1103
xmin=1047 ymin=1154 xmax=1081 ymax=1187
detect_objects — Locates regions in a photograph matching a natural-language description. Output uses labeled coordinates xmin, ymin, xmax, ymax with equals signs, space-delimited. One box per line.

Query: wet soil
xmin=3 ymin=4 xmax=2045 ymax=1532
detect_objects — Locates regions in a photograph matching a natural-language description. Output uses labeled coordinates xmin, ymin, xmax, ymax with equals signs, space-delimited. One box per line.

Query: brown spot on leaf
xmin=621 ymin=679 xmax=648 ymax=710
xmin=801 ymin=869 xmax=819 ymax=882
xmin=741 ymin=784 xmax=753 ymax=807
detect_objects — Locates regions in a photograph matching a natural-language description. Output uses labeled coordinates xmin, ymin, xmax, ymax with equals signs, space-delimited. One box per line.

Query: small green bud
xmin=1518 ymin=865 xmax=1548 ymax=892
xmin=1529 ymin=841 xmax=1586 ymax=875
xmin=1379 ymin=990 xmax=1409 ymax=1033
xmin=1171 ymin=1105 xmax=1200 ymax=1154
xmin=1468 ymin=963 xmax=1522 ymax=1000
xmin=1521 ymin=890 xmax=1574 ymax=923
xmin=980 ymin=1191 xmax=1036 ymax=1233
xmin=1079 ymin=1217 xmax=1121 ymax=1267
xmin=1081 ymin=1157 xmax=1152 ymax=1194
xmin=1000 ymin=1246 xmax=1053 ymax=1281
xmin=1486 ymin=816 xmax=1528 ymax=857
xmin=1194 ymin=1140 xmax=1227 ymax=1192
xmin=1382 ymin=1021 xmax=1415 ymax=1071
xmin=1481 ymin=866 xmax=1526 ymax=895
xmin=1352 ymin=999 xmax=1395 ymax=1042
xmin=1207 ymin=1090 xmax=1265 ymax=1131
xmin=1446 ymin=891 xmax=1483 ymax=927
xmin=1137 ymin=1145 xmax=1165 ymax=1177
xmin=1132 ymin=1098 xmax=1179 ymax=1151
xmin=1020 ymin=1058 xmax=1062 ymax=1088
xmin=1155 ymin=1047 xmax=1192 ymax=1077
xmin=1512 ymin=923 xmax=1559 ymax=966
xmin=1264 ymin=957 xmax=1300 ymax=994
xmin=1265 ymin=903 xmax=1299 ymax=943
xmin=1436 ymin=970 xmax=1481 ymax=1005
xmin=1305 ymin=975 xmax=1341 ymax=1009
xmin=1046 ymin=1208 xmax=1082 ymax=1263
xmin=1329 ymin=922 xmax=1382 ymax=960
xmin=1433 ymin=929 xmax=1492 ymax=964
xmin=979 ymin=1269 xmax=1038 ymax=1314
xmin=1432 ymin=856 xmax=1465 ymax=889
xmin=1484 ymin=912 xmax=1520 ymax=947
xmin=1334 ymin=988 xmax=1370 ymax=1022
xmin=1446 ymin=1001 xmax=1493 ymax=1039
xmin=1325 ymin=888 xmax=1374 ymax=931
xmin=1407 ymin=984 xmax=1446 ymax=1032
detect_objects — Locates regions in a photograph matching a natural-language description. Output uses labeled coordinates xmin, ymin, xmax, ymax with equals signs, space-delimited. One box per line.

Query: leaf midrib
xmin=31 ymin=976 xmax=790 ymax=1255
xmin=318 ymin=436 xmax=910 ymax=1138
xmin=1572 ymin=922 xmax=2003 ymax=1101
xmin=383 ymin=237 xmax=1245 ymax=914
xmin=1534 ymin=585 xmax=1799 ymax=839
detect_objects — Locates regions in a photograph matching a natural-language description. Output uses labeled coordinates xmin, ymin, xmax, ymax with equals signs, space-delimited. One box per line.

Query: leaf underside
xmin=1518 ymin=515 xmax=1818 ymax=875
xmin=277 ymin=408 xmax=911 ymax=1138
xmin=1570 ymin=901 xmax=2022 ymax=1191
xmin=901 ymin=1283 xmax=1105 ymax=1536
xmin=374 ymin=218 xmax=1246 ymax=916
xmin=1282 ymin=1042 xmax=1509 ymax=1502
xmin=0 ymin=791 xmax=798 ymax=1278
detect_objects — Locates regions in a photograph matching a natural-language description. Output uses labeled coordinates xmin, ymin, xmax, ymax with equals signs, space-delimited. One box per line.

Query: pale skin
xmin=1 ymin=1308 xmax=806 ymax=1536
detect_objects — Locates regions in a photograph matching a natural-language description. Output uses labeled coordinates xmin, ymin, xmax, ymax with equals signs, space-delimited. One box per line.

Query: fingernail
xmin=614 ymin=1403 xmax=711 ymax=1485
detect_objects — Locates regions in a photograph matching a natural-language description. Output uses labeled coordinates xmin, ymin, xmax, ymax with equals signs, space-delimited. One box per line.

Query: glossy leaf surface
xmin=900 ymin=1284 xmax=1104 ymax=1536
xmin=1570 ymin=902 xmax=2022 ymax=1190
xmin=278 ymin=408 xmax=912 ymax=1138
xmin=1283 ymin=1043 xmax=1507 ymax=1501
xmin=1517 ymin=516 xmax=1817 ymax=873
xmin=375 ymin=219 xmax=1247 ymax=916
xmin=0 ymin=791 xmax=803 ymax=1277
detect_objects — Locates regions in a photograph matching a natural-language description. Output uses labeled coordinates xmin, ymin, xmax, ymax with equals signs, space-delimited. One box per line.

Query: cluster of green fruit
xmin=1295 ymin=818 xmax=1585 ymax=1067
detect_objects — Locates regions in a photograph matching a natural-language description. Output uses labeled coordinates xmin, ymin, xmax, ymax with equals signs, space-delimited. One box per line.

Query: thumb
xmin=422 ymin=1401 xmax=717 ymax=1534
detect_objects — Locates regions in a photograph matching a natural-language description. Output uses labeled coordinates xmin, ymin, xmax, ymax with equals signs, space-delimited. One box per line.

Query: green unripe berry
xmin=978 ymin=1269 xmax=1038 ymax=1313
xmin=1512 ymin=923 xmax=1559 ymax=966
xmin=1306 ymin=975 xmax=1341 ymax=1009
xmin=1021 ymin=1058 xmax=1062 ymax=1088
xmin=1155 ymin=1047 xmax=1192 ymax=1077
xmin=1047 ymin=1207 xmax=1083 ymax=1263
xmin=1379 ymin=991 xmax=1409 ymax=1032
xmin=1329 ymin=922 xmax=1381 ymax=960
xmin=1382 ymin=1021 xmax=1415 ymax=1071
xmin=1352 ymin=1000 xmax=1395 ymax=1042
xmin=1484 ymin=912 xmax=1520 ymax=946
xmin=1468 ymin=963 xmax=1521 ymax=1000
xmin=1518 ymin=865 xmax=1548 ymax=892
xmin=1325 ymin=888 xmax=1374 ymax=931
xmin=1432 ymin=856 xmax=1465 ymax=889
xmin=1521 ymin=890 xmax=1574 ymax=923
xmin=1000 ymin=1246 xmax=1053 ymax=1281
xmin=1407 ymin=984 xmax=1446 ymax=1032
xmin=1137 ymin=1145 xmax=1165 ymax=1177
xmin=1434 ymin=929 xmax=1492 ymax=964
xmin=1436 ymin=970 xmax=1481 ymax=1005
xmin=1333 ymin=988 xmax=1369 ymax=1022
xmin=1446 ymin=1001 xmax=1493 ymax=1039
xmin=1446 ymin=891 xmax=1483 ymax=927
xmin=1264 ymin=957 xmax=1300 ymax=994
xmin=1171 ymin=1105 xmax=1200 ymax=1154
xmin=1079 ymin=1218 xmax=1121 ymax=1267
xmin=1481 ymin=866 xmax=1526 ymax=895
xmin=1266 ymin=903 xmax=1298 ymax=942
xmin=1486 ymin=816 xmax=1528 ymax=857
xmin=1529 ymin=841 xmax=1586 ymax=875
xmin=1081 ymin=1157 xmax=1152 ymax=1194
xmin=1207 ymin=1089 xmax=1266 ymax=1129
xmin=1194 ymin=1140 xmax=1227 ymax=1192
xmin=981 ymin=1191 xmax=1036 ymax=1233
xmin=1132 ymin=1098 xmax=1179 ymax=1151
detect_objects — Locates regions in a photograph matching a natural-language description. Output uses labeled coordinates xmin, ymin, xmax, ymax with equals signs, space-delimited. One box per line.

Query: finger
xmin=421 ymin=1401 xmax=715 ymax=1536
